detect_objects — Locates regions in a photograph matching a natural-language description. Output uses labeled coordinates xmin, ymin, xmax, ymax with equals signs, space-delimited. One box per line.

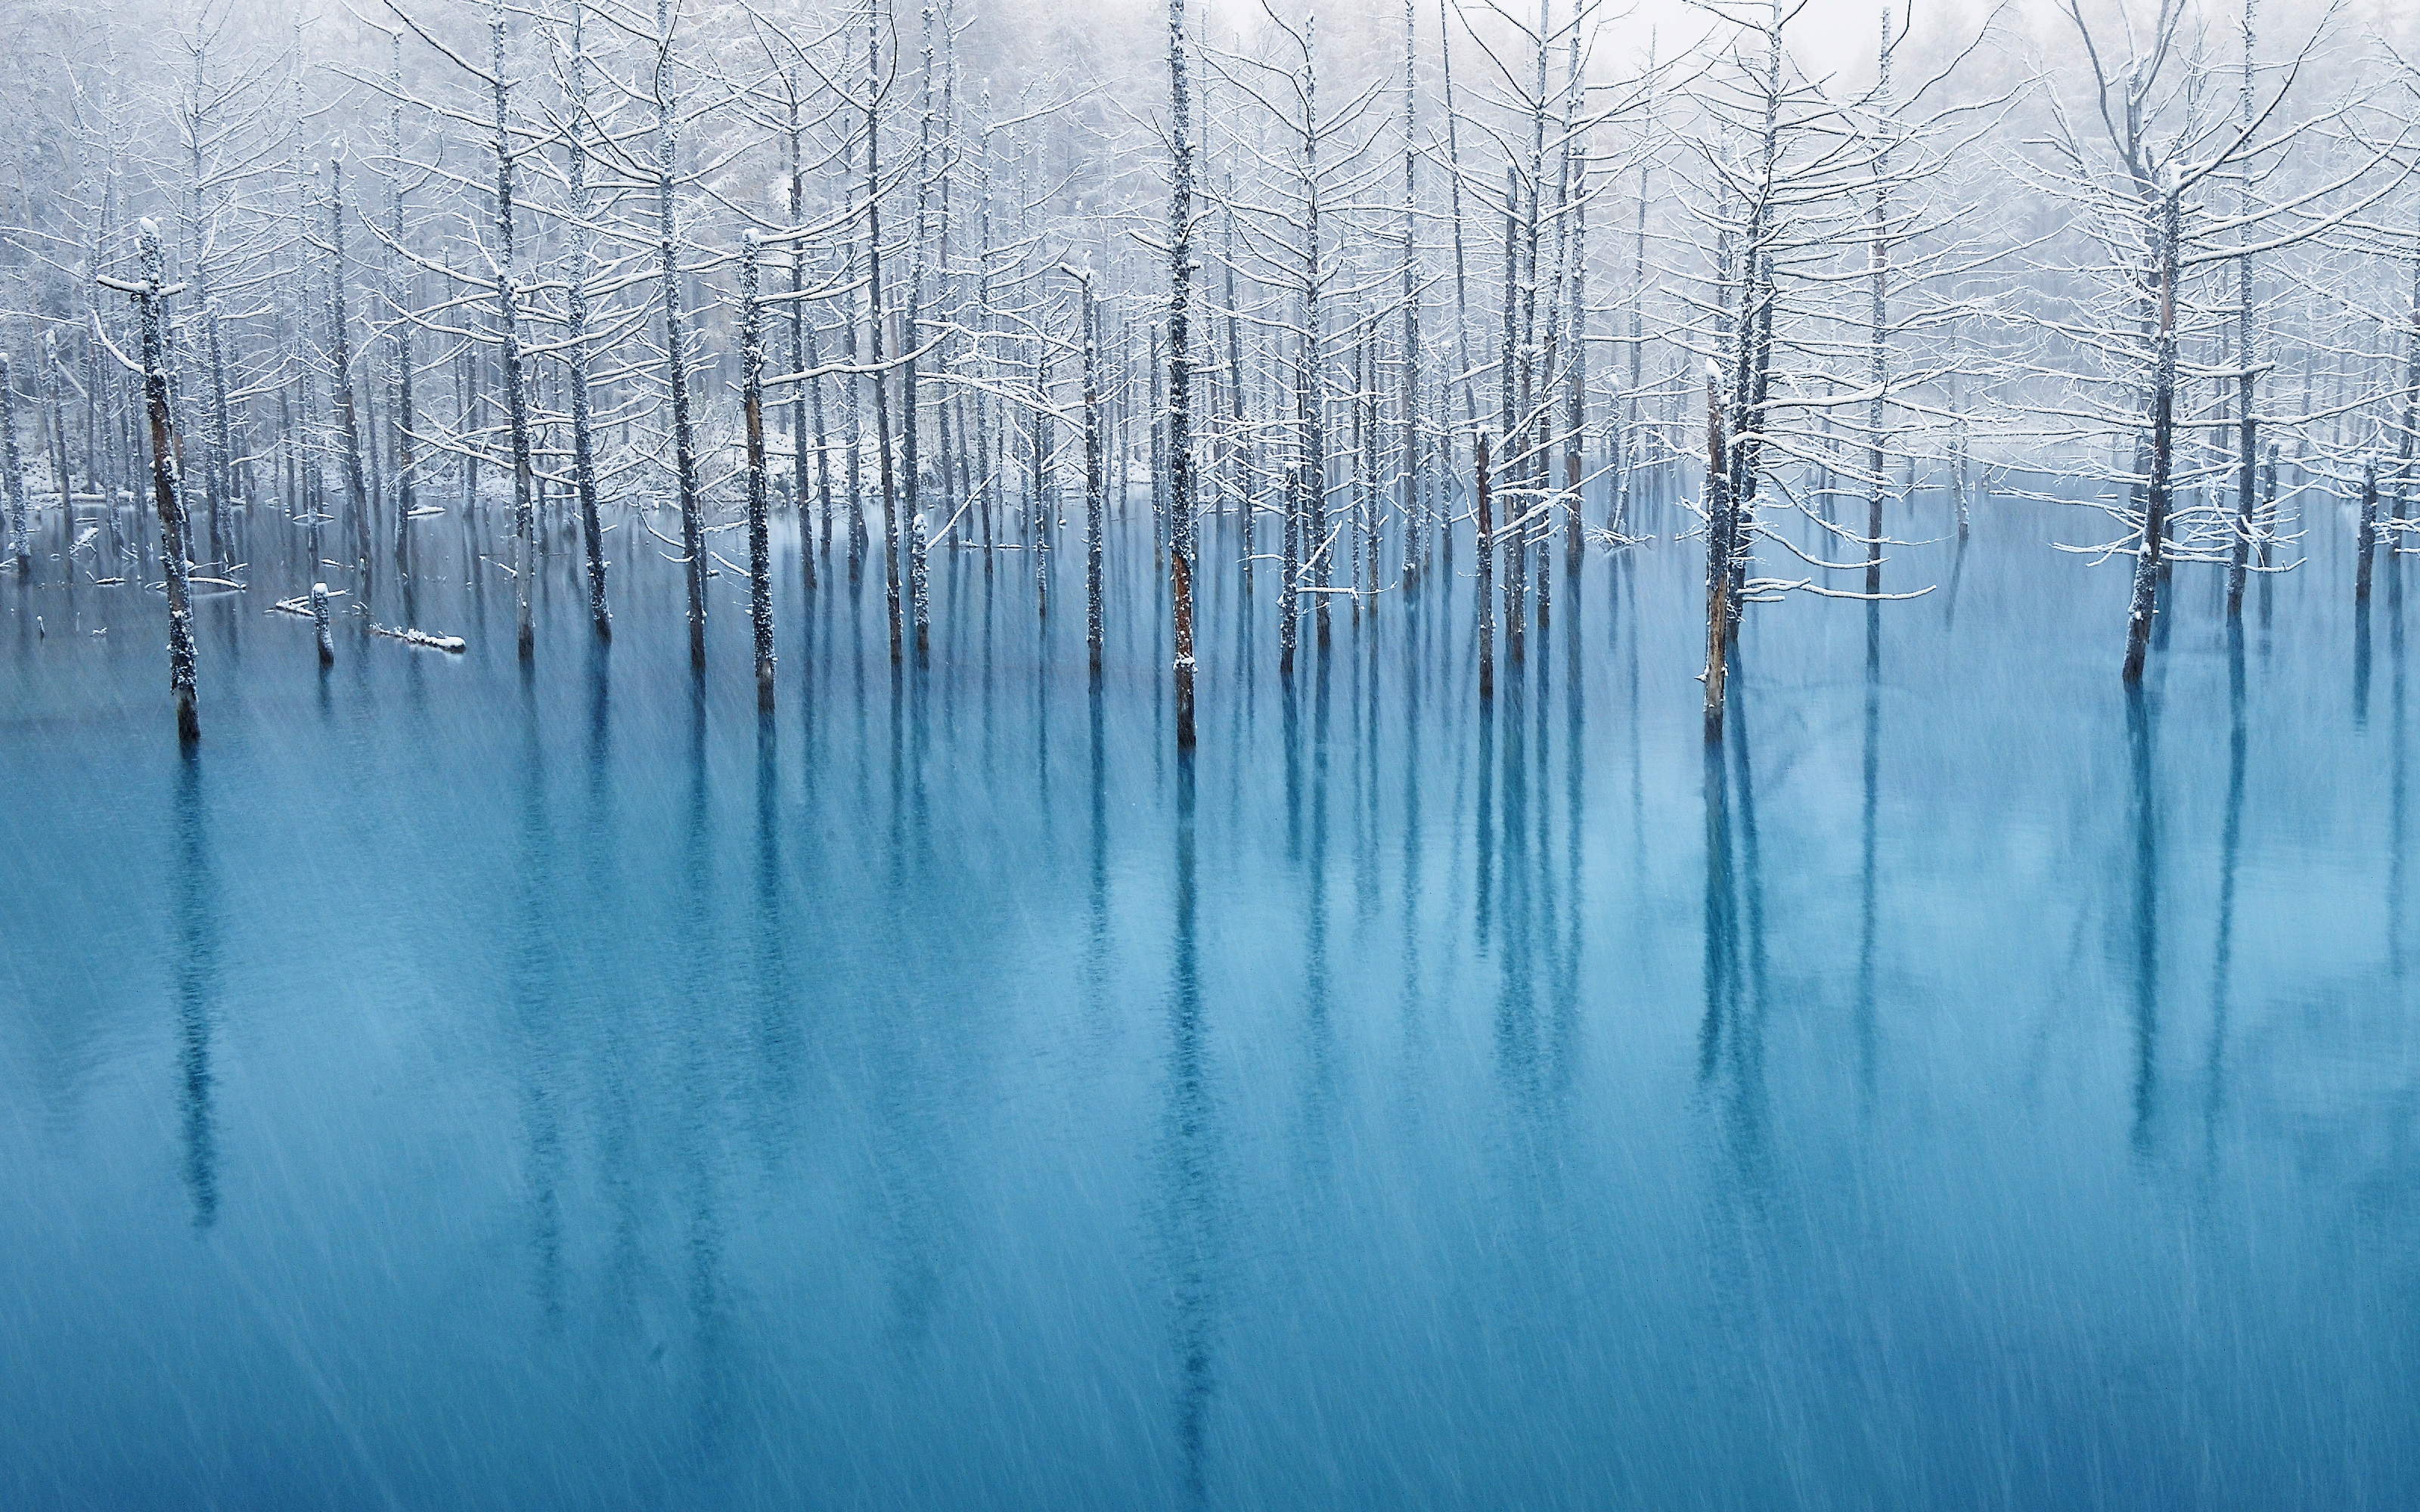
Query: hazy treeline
xmin=5 ymin=0 xmax=2419 ymax=733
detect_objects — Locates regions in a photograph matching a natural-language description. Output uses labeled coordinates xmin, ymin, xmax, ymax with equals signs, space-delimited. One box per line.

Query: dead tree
xmin=1167 ymin=0 xmax=1198 ymax=747
xmin=2 ymin=353 xmax=26 ymax=572
xmin=101 ymin=220 xmax=200 ymax=741
xmin=741 ymin=233 xmax=777 ymax=705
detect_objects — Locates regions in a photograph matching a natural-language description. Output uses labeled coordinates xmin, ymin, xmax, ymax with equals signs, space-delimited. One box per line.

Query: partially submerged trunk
xmin=1 ymin=355 xmax=27 ymax=572
xmin=1703 ymin=365 xmax=1733 ymax=738
xmin=312 ymin=581 xmax=334 ymax=665
xmin=655 ymin=0 xmax=707 ymax=668
xmin=864 ymin=13 xmax=903 ymax=661
xmin=2226 ymin=6 xmax=2263 ymax=621
xmin=1169 ymin=0 xmax=1198 ymax=745
xmin=1476 ymin=429 xmax=1496 ymax=702
xmin=328 ymin=158 xmax=371 ymax=576
xmin=2356 ymin=457 xmax=2381 ymax=606
xmin=785 ymin=65 xmax=816 ymax=595
xmin=1079 ymin=273 xmax=1105 ymax=673
xmin=2121 ymin=174 xmax=2181 ymax=683
xmin=565 ymin=2 xmax=610 ymax=637
xmin=486 ymin=8 xmax=538 ymax=660
xmin=112 ymin=221 xmax=201 ymax=741
xmin=741 ymin=235 xmax=777 ymax=705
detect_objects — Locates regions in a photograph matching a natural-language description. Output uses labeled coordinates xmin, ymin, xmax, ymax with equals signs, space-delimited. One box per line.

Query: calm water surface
xmin=4 ymin=487 xmax=2416 ymax=1508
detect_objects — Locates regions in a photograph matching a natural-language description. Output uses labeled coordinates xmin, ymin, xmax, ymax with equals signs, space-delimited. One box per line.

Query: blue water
xmin=4 ymin=487 xmax=2416 ymax=1509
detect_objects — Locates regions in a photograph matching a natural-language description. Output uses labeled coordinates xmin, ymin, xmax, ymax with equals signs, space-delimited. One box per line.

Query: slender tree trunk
xmin=2356 ymin=456 xmax=2381 ymax=603
xmin=1282 ymin=350 xmax=1304 ymax=677
xmin=1866 ymin=9 xmax=1893 ymax=600
xmin=1619 ymin=48 xmax=1652 ymax=534
xmin=387 ymin=35 xmax=414 ymax=573
xmin=2123 ymin=176 xmax=2181 ymax=683
xmin=42 ymin=333 xmax=72 ymax=537
xmin=1151 ymin=327 xmax=1166 ymax=562
xmin=2227 ymin=0 xmax=2262 ymax=619
xmin=1498 ymin=166 xmax=1524 ymax=662
xmin=654 ymin=0 xmax=706 ymax=667
xmin=201 ymin=302 xmax=231 ymax=564
xmin=1152 ymin=0 xmax=1190 ymax=750
xmin=1 ymin=355 xmax=26 ymax=573
xmin=1359 ymin=317 xmax=1379 ymax=608
xmin=1081 ymin=275 xmax=1104 ymax=672
xmin=1439 ymin=0 xmax=1478 ymax=433
xmin=394 ymin=296 xmax=416 ymax=568
xmin=564 ymin=2 xmax=610 ymax=634
xmin=2394 ymin=212 xmax=2420 ymax=573
xmin=786 ymin=67 xmax=816 ymax=593
xmin=807 ymin=321 xmax=835 ymax=559
xmin=842 ymin=127 xmax=868 ymax=572
xmin=1565 ymin=53 xmax=1588 ymax=570
xmin=904 ymin=2 xmax=940 ymax=660
xmin=1477 ymin=429 xmax=1496 ymax=702
xmin=741 ymin=235 xmax=776 ymax=705
xmin=866 ymin=12 xmax=903 ymax=661
xmin=1399 ymin=0 xmax=1423 ymax=586
xmin=328 ymin=159 xmax=371 ymax=580
xmin=1703 ymin=365 xmax=1733 ymax=736
xmin=1301 ymin=24 xmax=1329 ymax=652
xmin=485 ymin=8 xmax=538 ymax=659
xmin=118 ymin=223 xmax=200 ymax=739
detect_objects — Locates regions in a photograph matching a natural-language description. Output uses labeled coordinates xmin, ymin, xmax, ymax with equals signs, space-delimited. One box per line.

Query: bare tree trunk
xmin=1477 ymin=429 xmax=1496 ymax=702
xmin=42 ymin=333 xmax=72 ymax=539
xmin=1498 ymin=166 xmax=1524 ymax=663
xmin=1301 ymin=26 xmax=1330 ymax=653
xmin=2227 ymin=0 xmax=2261 ymax=619
xmin=312 ymin=581 xmax=334 ymax=664
xmin=1866 ymin=8 xmax=1893 ymax=600
xmin=564 ymin=2 xmax=609 ymax=635
xmin=865 ymin=10 xmax=903 ymax=662
xmin=1565 ymin=57 xmax=1588 ymax=571
xmin=116 ymin=222 xmax=200 ymax=740
xmin=2123 ymin=175 xmax=2181 ymax=683
xmin=842 ymin=125 xmax=868 ymax=572
xmin=786 ymin=66 xmax=816 ymax=593
xmin=1282 ymin=349 xmax=1305 ymax=678
xmin=1359 ymin=316 xmax=1379 ymax=609
xmin=387 ymin=35 xmax=414 ymax=574
xmin=976 ymin=106 xmax=997 ymax=568
xmin=1151 ymin=327 xmax=1166 ymax=562
xmin=1618 ymin=104 xmax=1649 ymax=534
xmin=654 ymin=0 xmax=706 ymax=668
xmin=1 ymin=355 xmax=26 ymax=572
xmin=905 ymin=1 xmax=940 ymax=661
xmin=394 ymin=287 xmax=415 ymax=569
xmin=1032 ymin=341 xmax=1053 ymax=617
xmin=482 ymin=8 xmax=538 ymax=660
xmin=1703 ymin=365 xmax=1732 ymax=737
xmin=806 ymin=321 xmax=834 ymax=559
xmin=2394 ymin=210 xmax=2420 ymax=571
xmin=201 ymin=301 xmax=232 ymax=565
xmin=741 ymin=235 xmax=776 ymax=705
xmin=1439 ymin=0 xmax=1478 ymax=434
xmin=1400 ymin=0 xmax=1423 ymax=586
xmin=328 ymin=157 xmax=371 ymax=582
xmin=1079 ymin=273 xmax=1104 ymax=673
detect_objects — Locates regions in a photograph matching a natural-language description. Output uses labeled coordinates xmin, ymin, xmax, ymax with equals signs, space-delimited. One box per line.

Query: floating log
xmin=367 ymin=621 xmax=467 ymax=653
xmin=269 ymin=590 xmax=348 ymax=619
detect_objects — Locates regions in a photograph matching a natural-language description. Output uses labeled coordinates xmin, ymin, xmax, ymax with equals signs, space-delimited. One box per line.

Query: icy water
xmin=4 ymin=485 xmax=2417 ymax=1510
